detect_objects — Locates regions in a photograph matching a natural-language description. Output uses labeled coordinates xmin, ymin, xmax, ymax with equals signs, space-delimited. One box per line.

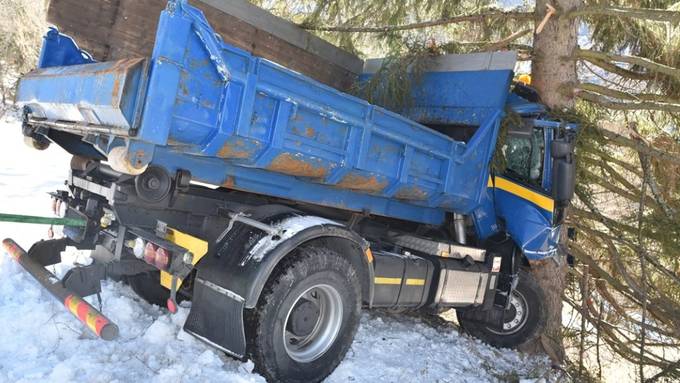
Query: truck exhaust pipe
xmin=2 ymin=238 xmax=119 ymax=341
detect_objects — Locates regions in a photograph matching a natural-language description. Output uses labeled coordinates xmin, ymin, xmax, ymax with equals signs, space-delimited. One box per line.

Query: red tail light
xmin=144 ymin=242 xmax=157 ymax=264
xmin=155 ymin=247 xmax=170 ymax=269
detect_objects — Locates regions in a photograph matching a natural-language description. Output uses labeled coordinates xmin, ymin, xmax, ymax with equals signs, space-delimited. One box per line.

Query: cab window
xmin=503 ymin=121 xmax=544 ymax=188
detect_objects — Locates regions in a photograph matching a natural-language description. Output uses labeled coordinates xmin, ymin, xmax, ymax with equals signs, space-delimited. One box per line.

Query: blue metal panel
xmin=126 ymin=0 xmax=509 ymax=223
xmin=17 ymin=58 xmax=147 ymax=129
xmin=16 ymin=0 xmax=513 ymax=226
xmin=493 ymin=178 xmax=559 ymax=260
xmin=38 ymin=28 xmax=95 ymax=69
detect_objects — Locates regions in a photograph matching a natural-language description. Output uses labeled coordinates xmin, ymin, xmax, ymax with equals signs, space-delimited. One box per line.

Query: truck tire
xmin=245 ymin=247 xmax=361 ymax=383
xmin=456 ymin=270 xmax=545 ymax=348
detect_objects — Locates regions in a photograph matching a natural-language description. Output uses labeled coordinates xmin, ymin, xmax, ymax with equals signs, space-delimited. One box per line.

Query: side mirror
xmin=551 ymin=139 xmax=575 ymax=203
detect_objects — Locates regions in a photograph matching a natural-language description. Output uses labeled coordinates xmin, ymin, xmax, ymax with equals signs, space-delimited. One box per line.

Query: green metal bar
xmin=0 ymin=213 xmax=87 ymax=227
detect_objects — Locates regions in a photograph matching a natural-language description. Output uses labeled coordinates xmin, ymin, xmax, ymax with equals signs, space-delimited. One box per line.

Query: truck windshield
xmin=503 ymin=123 xmax=544 ymax=188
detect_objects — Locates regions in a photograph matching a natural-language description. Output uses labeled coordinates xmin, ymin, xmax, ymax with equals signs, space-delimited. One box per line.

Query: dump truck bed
xmin=17 ymin=0 xmax=514 ymax=226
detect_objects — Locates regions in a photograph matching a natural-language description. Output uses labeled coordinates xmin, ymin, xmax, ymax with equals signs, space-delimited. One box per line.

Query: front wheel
xmin=457 ymin=270 xmax=546 ymax=348
xmin=245 ymin=247 xmax=362 ymax=383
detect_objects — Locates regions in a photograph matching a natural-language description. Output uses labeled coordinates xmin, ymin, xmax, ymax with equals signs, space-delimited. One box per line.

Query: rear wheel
xmin=457 ymin=270 xmax=545 ymax=348
xmin=246 ymin=247 xmax=361 ymax=383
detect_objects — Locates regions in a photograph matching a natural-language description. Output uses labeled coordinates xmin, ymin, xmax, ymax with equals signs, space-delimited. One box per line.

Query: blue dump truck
xmin=8 ymin=0 xmax=577 ymax=381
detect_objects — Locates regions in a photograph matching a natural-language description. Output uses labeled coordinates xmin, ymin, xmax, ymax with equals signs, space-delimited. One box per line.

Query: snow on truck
xmin=6 ymin=0 xmax=577 ymax=381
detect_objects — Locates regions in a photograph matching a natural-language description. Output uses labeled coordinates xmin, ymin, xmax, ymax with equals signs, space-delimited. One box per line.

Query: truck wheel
xmin=246 ymin=247 xmax=361 ymax=383
xmin=456 ymin=270 xmax=545 ymax=348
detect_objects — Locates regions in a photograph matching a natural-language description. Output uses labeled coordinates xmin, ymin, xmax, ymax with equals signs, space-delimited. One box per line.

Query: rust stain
xmin=188 ymin=58 xmax=209 ymax=69
xmin=267 ymin=153 xmax=327 ymax=178
xmin=95 ymin=57 xmax=146 ymax=75
xmin=179 ymin=73 xmax=190 ymax=97
xmin=217 ymin=139 xmax=251 ymax=159
xmin=111 ymin=76 xmax=121 ymax=105
xmin=222 ymin=176 xmax=236 ymax=189
xmin=305 ymin=127 xmax=315 ymax=138
xmin=134 ymin=149 xmax=146 ymax=166
xmin=336 ymin=173 xmax=387 ymax=193
xmin=394 ymin=186 xmax=429 ymax=201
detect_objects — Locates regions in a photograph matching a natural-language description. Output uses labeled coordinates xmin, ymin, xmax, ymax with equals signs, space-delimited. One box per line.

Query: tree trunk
xmin=532 ymin=0 xmax=580 ymax=110
xmin=523 ymin=0 xmax=581 ymax=364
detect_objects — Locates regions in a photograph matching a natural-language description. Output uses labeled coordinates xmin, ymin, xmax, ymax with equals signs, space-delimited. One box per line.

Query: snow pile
xmin=0 ymin=113 xmax=553 ymax=382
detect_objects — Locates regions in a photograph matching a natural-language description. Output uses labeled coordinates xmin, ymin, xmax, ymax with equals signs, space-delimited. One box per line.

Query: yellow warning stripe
xmin=491 ymin=176 xmax=554 ymax=213
xmin=374 ymin=277 xmax=426 ymax=286
xmin=160 ymin=227 xmax=209 ymax=290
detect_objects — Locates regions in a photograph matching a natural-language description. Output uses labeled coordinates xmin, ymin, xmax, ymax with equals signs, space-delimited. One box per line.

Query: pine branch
xmin=576 ymin=90 xmax=680 ymax=114
xmin=568 ymin=5 xmax=680 ymax=24
xmin=588 ymin=128 xmax=680 ymax=167
xmin=298 ymin=10 xmax=533 ymax=32
xmin=482 ymin=28 xmax=532 ymax=51
xmin=574 ymin=83 xmax=677 ymax=104
xmin=576 ymin=49 xmax=680 ymax=81
xmin=581 ymin=57 xmax=650 ymax=81
xmin=443 ymin=28 xmax=532 ymax=52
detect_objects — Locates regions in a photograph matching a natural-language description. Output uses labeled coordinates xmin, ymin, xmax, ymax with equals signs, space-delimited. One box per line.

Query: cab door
xmin=492 ymin=119 xmax=561 ymax=261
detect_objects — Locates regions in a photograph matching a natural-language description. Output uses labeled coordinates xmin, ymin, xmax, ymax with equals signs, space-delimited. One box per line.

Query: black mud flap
xmin=184 ymin=276 xmax=247 ymax=358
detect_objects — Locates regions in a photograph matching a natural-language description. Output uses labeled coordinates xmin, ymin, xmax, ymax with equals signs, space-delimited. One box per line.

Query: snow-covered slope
xmin=0 ymin=112 xmax=552 ymax=382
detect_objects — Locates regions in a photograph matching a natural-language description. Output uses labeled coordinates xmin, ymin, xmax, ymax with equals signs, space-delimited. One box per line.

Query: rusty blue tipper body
xmin=15 ymin=0 xmax=576 ymax=260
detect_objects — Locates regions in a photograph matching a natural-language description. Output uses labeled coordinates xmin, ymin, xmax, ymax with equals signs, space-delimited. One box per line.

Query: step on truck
xmin=9 ymin=0 xmax=578 ymax=381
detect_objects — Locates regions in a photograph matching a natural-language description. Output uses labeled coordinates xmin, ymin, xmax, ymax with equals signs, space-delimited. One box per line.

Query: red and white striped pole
xmin=2 ymin=238 xmax=119 ymax=340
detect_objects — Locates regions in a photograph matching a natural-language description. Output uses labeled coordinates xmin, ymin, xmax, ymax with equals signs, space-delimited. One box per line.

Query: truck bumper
xmin=2 ymin=238 xmax=119 ymax=341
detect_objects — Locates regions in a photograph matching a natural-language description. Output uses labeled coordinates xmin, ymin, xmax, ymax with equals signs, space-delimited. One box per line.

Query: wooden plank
xmin=46 ymin=0 xmax=360 ymax=90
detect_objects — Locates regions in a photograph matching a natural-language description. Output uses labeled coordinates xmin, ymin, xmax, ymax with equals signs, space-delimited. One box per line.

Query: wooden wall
xmin=46 ymin=0 xmax=361 ymax=91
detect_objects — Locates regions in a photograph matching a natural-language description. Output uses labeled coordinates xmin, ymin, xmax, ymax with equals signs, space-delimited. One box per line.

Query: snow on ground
xmin=0 ymin=112 xmax=552 ymax=382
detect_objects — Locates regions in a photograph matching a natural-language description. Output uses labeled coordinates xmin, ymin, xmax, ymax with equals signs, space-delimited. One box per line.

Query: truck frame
xmin=7 ymin=1 xmax=578 ymax=382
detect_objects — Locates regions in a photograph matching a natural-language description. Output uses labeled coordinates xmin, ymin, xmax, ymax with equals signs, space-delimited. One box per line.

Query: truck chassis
xmin=3 ymin=158 xmax=544 ymax=382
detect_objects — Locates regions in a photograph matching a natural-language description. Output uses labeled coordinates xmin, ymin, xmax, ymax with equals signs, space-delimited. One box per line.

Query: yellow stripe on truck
xmin=493 ymin=176 xmax=554 ymax=213
xmin=373 ymin=277 xmax=426 ymax=286
xmin=160 ymin=227 xmax=209 ymax=290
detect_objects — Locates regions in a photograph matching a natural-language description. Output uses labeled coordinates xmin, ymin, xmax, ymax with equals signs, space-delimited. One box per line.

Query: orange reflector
xmin=365 ymin=248 xmax=374 ymax=263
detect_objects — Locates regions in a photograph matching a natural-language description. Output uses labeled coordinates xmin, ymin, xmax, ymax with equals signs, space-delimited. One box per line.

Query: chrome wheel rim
xmin=283 ymin=284 xmax=343 ymax=363
xmin=487 ymin=290 xmax=529 ymax=335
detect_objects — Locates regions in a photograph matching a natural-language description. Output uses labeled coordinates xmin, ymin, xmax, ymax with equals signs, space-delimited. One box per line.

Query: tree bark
xmin=524 ymin=0 xmax=581 ymax=364
xmin=531 ymin=0 xmax=580 ymax=109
